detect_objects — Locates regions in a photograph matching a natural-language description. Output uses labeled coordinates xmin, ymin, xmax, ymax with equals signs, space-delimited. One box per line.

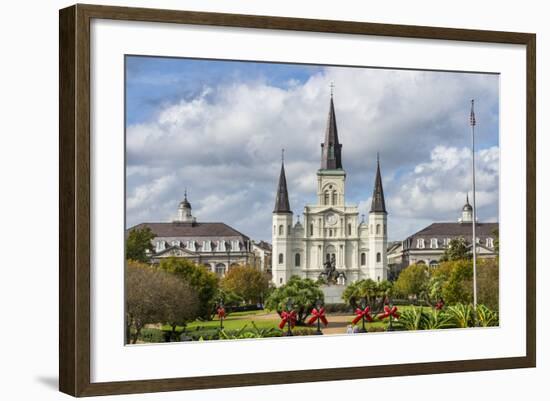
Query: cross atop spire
xmin=370 ymin=154 xmax=387 ymax=214
xmin=273 ymin=155 xmax=292 ymax=213
xmin=330 ymin=82 xmax=335 ymax=98
xmin=320 ymin=95 xmax=343 ymax=170
xmin=470 ymin=99 xmax=476 ymax=127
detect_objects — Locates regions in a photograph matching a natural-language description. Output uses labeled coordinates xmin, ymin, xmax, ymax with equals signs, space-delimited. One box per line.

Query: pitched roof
xmin=128 ymin=222 xmax=250 ymax=240
xmin=370 ymin=155 xmax=387 ymax=213
xmin=411 ymin=222 xmax=498 ymax=237
xmin=273 ymin=161 xmax=292 ymax=213
xmin=320 ymin=96 xmax=343 ymax=170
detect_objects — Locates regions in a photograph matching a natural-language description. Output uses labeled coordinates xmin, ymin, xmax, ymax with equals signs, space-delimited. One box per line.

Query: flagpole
xmin=470 ymin=99 xmax=478 ymax=313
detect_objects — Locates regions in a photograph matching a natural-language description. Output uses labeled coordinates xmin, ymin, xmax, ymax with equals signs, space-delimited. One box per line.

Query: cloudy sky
xmin=125 ymin=56 xmax=499 ymax=242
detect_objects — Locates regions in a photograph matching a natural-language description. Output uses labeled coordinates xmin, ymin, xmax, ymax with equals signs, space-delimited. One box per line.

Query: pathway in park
xmin=252 ymin=311 xmax=359 ymax=335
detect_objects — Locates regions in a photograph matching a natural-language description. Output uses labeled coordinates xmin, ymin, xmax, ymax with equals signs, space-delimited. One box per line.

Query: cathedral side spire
xmin=273 ymin=150 xmax=292 ymax=213
xmin=320 ymin=93 xmax=343 ymax=170
xmin=370 ymin=154 xmax=387 ymax=213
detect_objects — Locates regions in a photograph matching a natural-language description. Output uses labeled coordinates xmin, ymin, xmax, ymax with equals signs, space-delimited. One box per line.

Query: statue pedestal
xmin=321 ymin=284 xmax=346 ymax=304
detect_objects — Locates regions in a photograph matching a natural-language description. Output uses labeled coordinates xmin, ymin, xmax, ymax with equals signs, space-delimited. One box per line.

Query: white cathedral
xmin=271 ymin=95 xmax=388 ymax=287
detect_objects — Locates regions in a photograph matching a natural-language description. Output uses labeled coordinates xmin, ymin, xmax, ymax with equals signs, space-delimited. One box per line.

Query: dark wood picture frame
xmin=59 ymin=3 xmax=536 ymax=397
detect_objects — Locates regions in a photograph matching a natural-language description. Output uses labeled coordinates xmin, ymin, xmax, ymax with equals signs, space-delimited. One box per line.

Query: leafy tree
xmin=126 ymin=261 xmax=198 ymax=343
xmin=342 ymin=279 xmax=393 ymax=309
xmin=215 ymin=288 xmax=244 ymax=309
xmin=477 ymin=258 xmax=499 ymax=310
xmin=126 ymin=227 xmax=156 ymax=262
xmin=159 ymin=258 xmax=219 ymax=320
xmin=440 ymin=236 xmax=471 ymax=262
xmin=441 ymin=259 xmax=473 ymax=305
xmin=393 ymin=264 xmax=429 ymax=300
xmin=221 ymin=265 xmax=270 ymax=304
xmin=159 ymin=275 xmax=199 ymax=341
xmin=265 ymin=276 xmax=324 ymax=325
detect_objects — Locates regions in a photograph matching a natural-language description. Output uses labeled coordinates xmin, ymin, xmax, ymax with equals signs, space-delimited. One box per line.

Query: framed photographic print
xmin=59 ymin=4 xmax=536 ymax=397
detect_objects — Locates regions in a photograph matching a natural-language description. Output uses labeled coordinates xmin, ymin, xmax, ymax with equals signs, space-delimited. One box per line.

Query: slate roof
xmin=320 ymin=96 xmax=343 ymax=170
xmin=273 ymin=161 xmax=292 ymax=213
xmin=128 ymin=222 xmax=250 ymax=240
xmin=370 ymin=156 xmax=387 ymax=213
xmin=404 ymin=222 xmax=499 ymax=250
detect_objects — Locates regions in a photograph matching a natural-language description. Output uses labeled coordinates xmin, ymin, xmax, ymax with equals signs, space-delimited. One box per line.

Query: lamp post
xmin=359 ymin=298 xmax=368 ymax=333
xmin=286 ymin=298 xmax=294 ymax=337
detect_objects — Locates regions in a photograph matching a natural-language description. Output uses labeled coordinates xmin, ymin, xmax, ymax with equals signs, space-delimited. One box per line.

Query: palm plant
xmin=476 ymin=304 xmax=499 ymax=327
xmin=447 ymin=304 xmax=474 ymax=328
xmin=394 ymin=306 xmax=425 ymax=331
xmin=422 ymin=309 xmax=454 ymax=330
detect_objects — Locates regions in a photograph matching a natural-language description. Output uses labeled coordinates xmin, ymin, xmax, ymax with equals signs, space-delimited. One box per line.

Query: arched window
xmin=295 ymin=253 xmax=301 ymax=267
xmin=416 ymin=260 xmax=426 ymax=265
xmin=376 ymin=224 xmax=380 ymax=234
xmin=332 ymin=191 xmax=337 ymax=205
xmin=288 ymin=225 xmax=291 ymax=235
xmin=429 ymin=260 xmax=439 ymax=268
xmin=278 ymin=253 xmax=284 ymax=264
xmin=215 ymin=263 xmax=226 ymax=277
xmin=324 ymin=191 xmax=330 ymax=205
xmin=273 ymin=225 xmax=276 ymax=235
xmin=347 ymin=223 xmax=352 ymax=236
xmin=360 ymin=252 xmax=366 ymax=266
xmin=278 ymin=225 xmax=283 ymax=236
xmin=376 ymin=252 xmax=381 ymax=263
xmin=309 ymin=223 xmax=314 ymax=236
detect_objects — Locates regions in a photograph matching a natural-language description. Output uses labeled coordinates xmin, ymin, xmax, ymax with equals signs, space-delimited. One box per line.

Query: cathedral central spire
xmin=320 ymin=94 xmax=343 ymax=170
xmin=273 ymin=150 xmax=292 ymax=213
xmin=370 ymin=153 xmax=387 ymax=214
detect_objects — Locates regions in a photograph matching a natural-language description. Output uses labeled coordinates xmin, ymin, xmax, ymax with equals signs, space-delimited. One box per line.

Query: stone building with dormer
xmin=387 ymin=196 xmax=498 ymax=280
xmin=127 ymin=192 xmax=256 ymax=277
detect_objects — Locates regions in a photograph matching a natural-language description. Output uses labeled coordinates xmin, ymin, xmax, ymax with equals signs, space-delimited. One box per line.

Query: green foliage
xmin=221 ymin=265 xmax=270 ymax=304
xmin=422 ymin=309 xmax=454 ymax=330
xmin=393 ymin=264 xmax=429 ymax=299
xmin=447 ymin=304 xmax=474 ymax=328
xmin=215 ymin=288 xmax=244 ymax=309
xmin=476 ymin=304 xmax=499 ymax=327
xmin=159 ymin=258 xmax=219 ymax=320
xmin=395 ymin=306 xmax=425 ymax=331
xmin=441 ymin=260 xmax=473 ymax=305
xmin=477 ymin=258 xmax=499 ymax=310
xmin=440 ymin=236 xmax=471 ymax=262
xmin=342 ymin=279 xmax=393 ymax=308
xmin=265 ymin=276 xmax=324 ymax=324
xmin=126 ymin=227 xmax=156 ymax=263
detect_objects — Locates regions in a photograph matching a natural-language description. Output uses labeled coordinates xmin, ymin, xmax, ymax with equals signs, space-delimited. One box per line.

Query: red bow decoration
xmin=278 ymin=310 xmax=297 ymax=329
xmin=378 ymin=305 xmax=399 ymax=320
xmin=307 ymin=307 xmax=328 ymax=326
xmin=351 ymin=306 xmax=374 ymax=325
xmin=216 ymin=307 xmax=226 ymax=319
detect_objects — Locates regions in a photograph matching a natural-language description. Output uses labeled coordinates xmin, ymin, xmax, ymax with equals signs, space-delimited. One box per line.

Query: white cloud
xmin=126 ymin=65 xmax=499 ymax=242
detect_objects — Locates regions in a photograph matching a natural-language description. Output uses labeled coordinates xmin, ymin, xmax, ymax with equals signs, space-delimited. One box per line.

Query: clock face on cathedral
xmin=325 ymin=213 xmax=338 ymax=226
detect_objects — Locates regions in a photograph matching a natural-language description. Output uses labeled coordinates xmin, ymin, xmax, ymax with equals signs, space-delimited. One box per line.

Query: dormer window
xmin=486 ymin=237 xmax=494 ymax=248
xmin=430 ymin=238 xmax=438 ymax=248
xmin=203 ymin=240 xmax=212 ymax=252
xmin=417 ymin=238 xmax=425 ymax=249
xmin=217 ymin=240 xmax=225 ymax=252
xmin=156 ymin=240 xmax=166 ymax=252
xmin=171 ymin=240 xmax=180 ymax=247
xmin=231 ymin=240 xmax=240 ymax=252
